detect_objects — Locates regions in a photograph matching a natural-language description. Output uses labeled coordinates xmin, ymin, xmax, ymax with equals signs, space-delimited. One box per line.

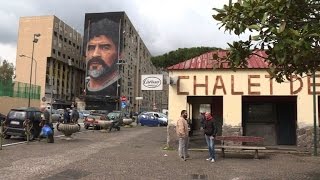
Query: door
xmin=277 ymin=103 xmax=296 ymax=145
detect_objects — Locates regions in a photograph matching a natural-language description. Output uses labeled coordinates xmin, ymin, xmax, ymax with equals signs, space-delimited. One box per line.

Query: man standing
xmin=176 ymin=110 xmax=189 ymax=161
xmin=39 ymin=106 xmax=54 ymax=143
xmin=71 ymin=107 xmax=80 ymax=124
xmin=84 ymin=18 xmax=121 ymax=96
xmin=203 ymin=112 xmax=217 ymax=162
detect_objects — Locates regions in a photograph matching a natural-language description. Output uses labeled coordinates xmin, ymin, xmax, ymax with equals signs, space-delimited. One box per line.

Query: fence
xmin=0 ymin=80 xmax=41 ymax=99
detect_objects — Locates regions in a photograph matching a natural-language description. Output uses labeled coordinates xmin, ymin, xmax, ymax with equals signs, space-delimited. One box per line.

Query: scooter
xmin=108 ymin=117 xmax=121 ymax=132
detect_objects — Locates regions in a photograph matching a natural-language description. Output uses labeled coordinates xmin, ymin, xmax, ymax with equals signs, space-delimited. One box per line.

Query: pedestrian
xmin=71 ymin=107 xmax=79 ymax=124
xmin=63 ymin=108 xmax=70 ymax=124
xmin=176 ymin=110 xmax=190 ymax=161
xmin=39 ymin=106 xmax=54 ymax=143
xmin=203 ymin=112 xmax=217 ymax=163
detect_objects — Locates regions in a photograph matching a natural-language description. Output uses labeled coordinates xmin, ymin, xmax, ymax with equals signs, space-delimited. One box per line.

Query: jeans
xmin=178 ymin=137 xmax=189 ymax=158
xmin=205 ymin=134 xmax=215 ymax=159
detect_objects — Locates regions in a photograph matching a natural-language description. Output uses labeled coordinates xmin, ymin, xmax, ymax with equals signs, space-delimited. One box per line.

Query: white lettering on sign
xmin=143 ymin=77 xmax=161 ymax=88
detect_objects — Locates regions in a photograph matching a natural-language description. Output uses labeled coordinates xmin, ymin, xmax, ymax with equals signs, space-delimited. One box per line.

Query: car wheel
xmin=141 ymin=123 xmax=144 ymax=126
xmin=4 ymin=134 xmax=11 ymax=139
xmin=84 ymin=125 xmax=89 ymax=129
xmin=117 ymin=127 xmax=120 ymax=131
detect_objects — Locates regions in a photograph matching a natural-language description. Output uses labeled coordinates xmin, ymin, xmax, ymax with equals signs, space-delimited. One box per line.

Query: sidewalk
xmin=0 ymin=126 xmax=319 ymax=180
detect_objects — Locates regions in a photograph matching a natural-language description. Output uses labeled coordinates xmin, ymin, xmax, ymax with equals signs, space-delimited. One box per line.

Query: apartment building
xmin=84 ymin=12 xmax=168 ymax=113
xmin=15 ymin=15 xmax=86 ymax=109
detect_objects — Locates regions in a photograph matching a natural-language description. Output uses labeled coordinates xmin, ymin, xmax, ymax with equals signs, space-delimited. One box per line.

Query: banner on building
xmin=141 ymin=74 xmax=163 ymax=90
xmin=83 ymin=12 xmax=123 ymax=100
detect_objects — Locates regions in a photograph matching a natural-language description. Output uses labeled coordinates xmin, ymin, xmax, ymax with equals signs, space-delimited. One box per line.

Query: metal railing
xmin=0 ymin=80 xmax=40 ymax=99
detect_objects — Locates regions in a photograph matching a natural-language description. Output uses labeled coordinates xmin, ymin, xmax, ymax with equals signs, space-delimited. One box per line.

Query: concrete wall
xmin=0 ymin=97 xmax=40 ymax=115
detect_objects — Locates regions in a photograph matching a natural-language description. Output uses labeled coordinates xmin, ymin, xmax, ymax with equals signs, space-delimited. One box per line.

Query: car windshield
xmin=107 ymin=112 xmax=120 ymax=119
xmin=8 ymin=111 xmax=26 ymax=120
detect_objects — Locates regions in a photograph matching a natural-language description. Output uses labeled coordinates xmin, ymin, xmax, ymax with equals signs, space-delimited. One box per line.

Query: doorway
xmin=242 ymin=96 xmax=297 ymax=146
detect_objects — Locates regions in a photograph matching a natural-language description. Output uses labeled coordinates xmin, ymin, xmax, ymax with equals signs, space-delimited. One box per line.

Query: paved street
xmin=0 ymin=125 xmax=319 ymax=180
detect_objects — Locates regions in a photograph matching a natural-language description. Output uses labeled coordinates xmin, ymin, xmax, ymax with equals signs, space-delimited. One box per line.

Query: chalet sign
xmin=175 ymin=74 xmax=320 ymax=95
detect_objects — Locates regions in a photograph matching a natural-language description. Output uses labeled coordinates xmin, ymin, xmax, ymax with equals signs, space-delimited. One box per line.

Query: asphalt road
xmin=0 ymin=125 xmax=319 ymax=180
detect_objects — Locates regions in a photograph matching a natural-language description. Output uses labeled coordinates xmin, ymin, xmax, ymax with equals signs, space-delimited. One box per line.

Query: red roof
xmin=167 ymin=50 xmax=269 ymax=70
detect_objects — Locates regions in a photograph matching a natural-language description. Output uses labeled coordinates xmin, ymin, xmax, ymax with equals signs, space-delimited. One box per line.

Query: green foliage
xmin=151 ymin=47 xmax=220 ymax=68
xmin=213 ymin=0 xmax=320 ymax=82
xmin=0 ymin=60 xmax=15 ymax=82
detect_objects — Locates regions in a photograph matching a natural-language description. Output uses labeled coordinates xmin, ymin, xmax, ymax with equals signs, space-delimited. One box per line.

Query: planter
xmin=57 ymin=123 xmax=80 ymax=139
xmin=123 ymin=118 xmax=133 ymax=126
xmin=97 ymin=120 xmax=112 ymax=132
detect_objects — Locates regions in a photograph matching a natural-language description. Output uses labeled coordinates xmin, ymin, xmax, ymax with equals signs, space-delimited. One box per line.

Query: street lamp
xmin=28 ymin=33 xmax=41 ymax=107
xmin=19 ymin=54 xmax=37 ymax=86
xmin=116 ymin=59 xmax=127 ymax=111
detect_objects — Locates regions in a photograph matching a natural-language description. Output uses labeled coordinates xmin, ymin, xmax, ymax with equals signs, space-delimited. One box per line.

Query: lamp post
xmin=28 ymin=33 xmax=41 ymax=107
xmin=116 ymin=60 xmax=127 ymax=111
xmin=19 ymin=55 xmax=37 ymax=86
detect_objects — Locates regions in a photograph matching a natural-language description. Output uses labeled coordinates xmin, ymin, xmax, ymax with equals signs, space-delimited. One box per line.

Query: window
xmin=54 ymin=31 xmax=57 ymax=37
xmin=247 ymin=103 xmax=275 ymax=123
xmin=52 ymin=49 xmax=56 ymax=54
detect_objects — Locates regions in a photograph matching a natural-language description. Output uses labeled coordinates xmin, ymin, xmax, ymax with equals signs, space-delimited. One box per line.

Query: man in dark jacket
xmin=63 ymin=108 xmax=70 ymax=124
xmin=203 ymin=112 xmax=217 ymax=162
xmin=71 ymin=108 xmax=79 ymax=124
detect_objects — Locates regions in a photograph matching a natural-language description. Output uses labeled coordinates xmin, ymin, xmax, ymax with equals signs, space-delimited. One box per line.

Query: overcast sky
xmin=0 ymin=0 xmax=248 ymax=65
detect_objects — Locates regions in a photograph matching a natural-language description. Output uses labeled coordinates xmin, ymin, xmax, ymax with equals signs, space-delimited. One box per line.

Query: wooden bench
xmin=215 ymin=136 xmax=266 ymax=159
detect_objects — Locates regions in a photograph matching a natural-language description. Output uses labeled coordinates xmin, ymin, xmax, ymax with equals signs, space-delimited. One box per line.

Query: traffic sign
xmin=121 ymin=96 xmax=127 ymax=101
xmin=121 ymin=101 xmax=126 ymax=109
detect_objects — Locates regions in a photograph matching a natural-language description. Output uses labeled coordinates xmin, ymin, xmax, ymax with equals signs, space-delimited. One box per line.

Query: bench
xmin=215 ymin=136 xmax=266 ymax=159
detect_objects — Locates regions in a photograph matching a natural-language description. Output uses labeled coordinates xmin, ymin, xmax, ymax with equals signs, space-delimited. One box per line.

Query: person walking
xmin=203 ymin=112 xmax=217 ymax=163
xmin=176 ymin=110 xmax=189 ymax=161
xmin=63 ymin=108 xmax=71 ymax=124
xmin=71 ymin=107 xmax=80 ymax=124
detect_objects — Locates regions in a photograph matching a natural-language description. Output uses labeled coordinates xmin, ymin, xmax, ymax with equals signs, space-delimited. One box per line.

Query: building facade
xmin=83 ymin=12 xmax=167 ymax=113
xmin=15 ymin=16 xmax=86 ymax=108
xmin=166 ymin=50 xmax=320 ymax=152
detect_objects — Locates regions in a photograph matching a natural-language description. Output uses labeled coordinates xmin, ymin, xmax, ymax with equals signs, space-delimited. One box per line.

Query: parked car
xmin=81 ymin=110 xmax=91 ymax=118
xmin=138 ymin=112 xmax=168 ymax=126
xmin=4 ymin=107 xmax=42 ymax=140
xmin=138 ymin=113 xmax=160 ymax=127
xmin=106 ymin=111 xmax=126 ymax=125
xmin=83 ymin=113 xmax=106 ymax=130
xmin=148 ymin=112 xmax=168 ymax=126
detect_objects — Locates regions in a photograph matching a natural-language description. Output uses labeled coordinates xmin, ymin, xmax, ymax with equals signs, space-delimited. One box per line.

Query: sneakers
xmin=206 ymin=158 xmax=212 ymax=161
xmin=211 ymin=159 xmax=215 ymax=163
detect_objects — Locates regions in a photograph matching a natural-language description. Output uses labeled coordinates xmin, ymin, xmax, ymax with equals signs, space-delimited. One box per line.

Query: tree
xmin=151 ymin=47 xmax=220 ymax=68
xmin=0 ymin=59 xmax=15 ymax=82
xmin=212 ymin=0 xmax=320 ymax=82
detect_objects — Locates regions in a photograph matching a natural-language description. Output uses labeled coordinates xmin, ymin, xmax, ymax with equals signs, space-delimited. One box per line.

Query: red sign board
xmin=121 ymin=96 xmax=127 ymax=101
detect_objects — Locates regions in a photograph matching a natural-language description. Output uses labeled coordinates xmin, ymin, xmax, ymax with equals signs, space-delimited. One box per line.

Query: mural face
xmin=83 ymin=13 xmax=122 ymax=98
